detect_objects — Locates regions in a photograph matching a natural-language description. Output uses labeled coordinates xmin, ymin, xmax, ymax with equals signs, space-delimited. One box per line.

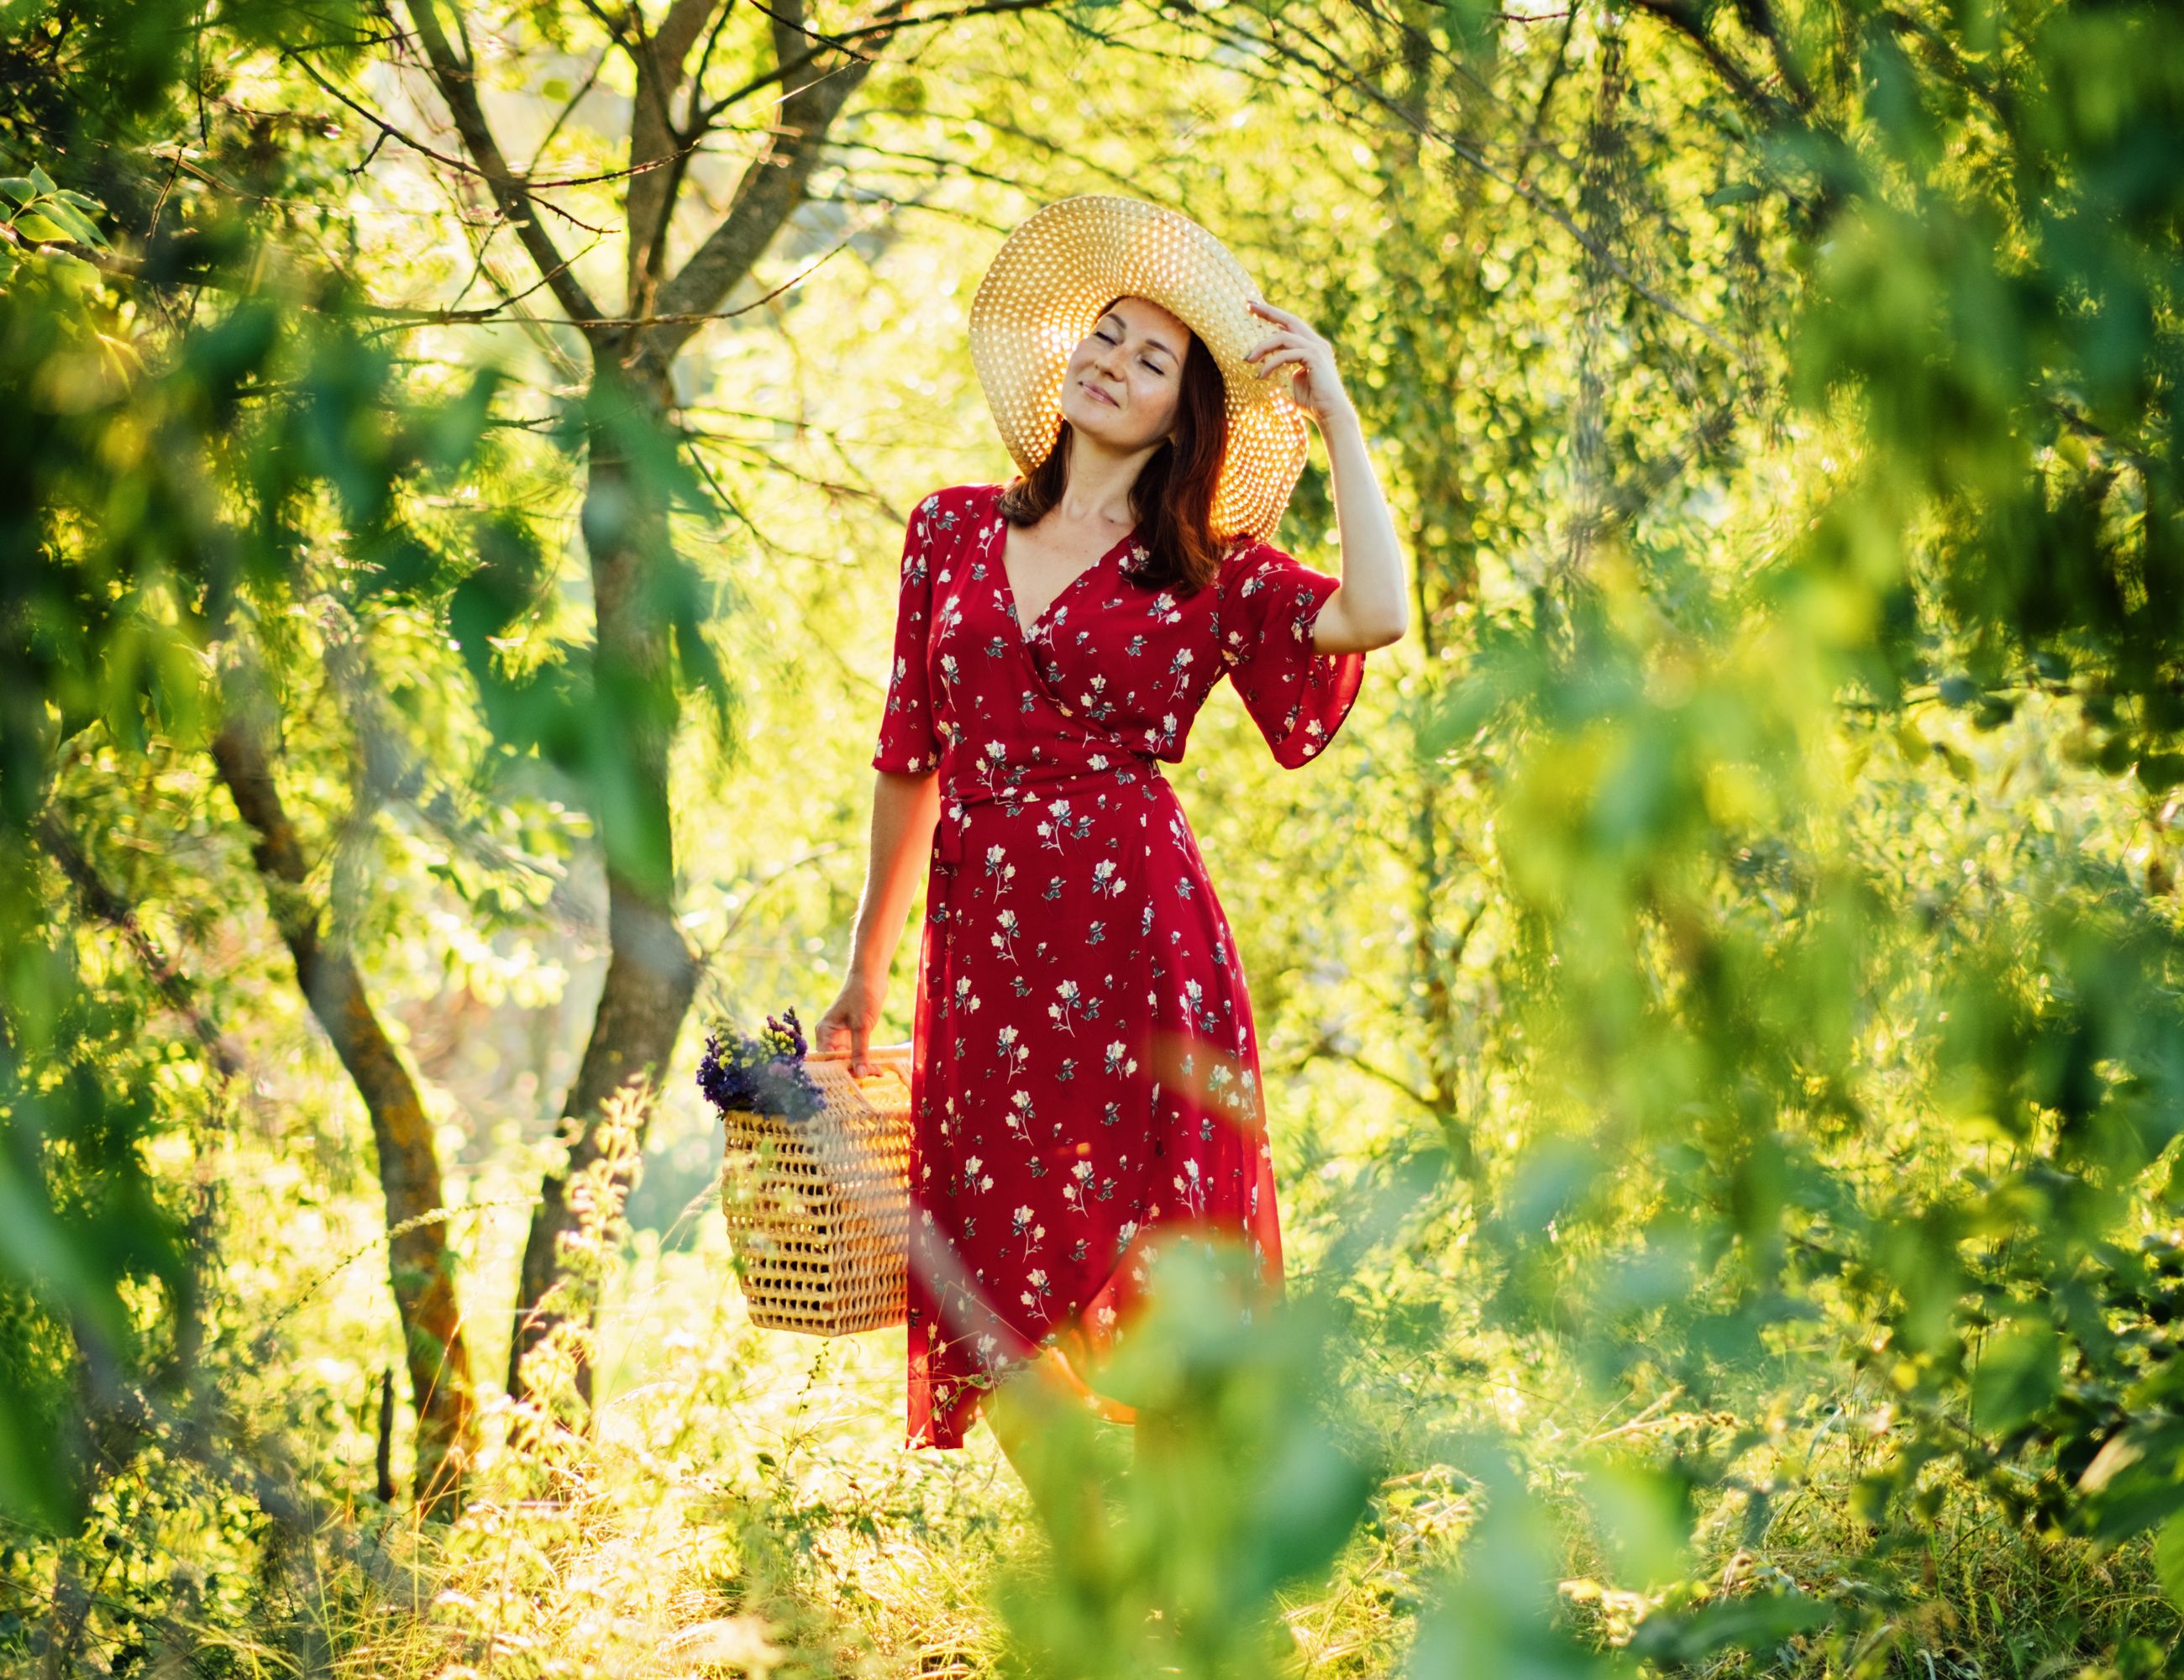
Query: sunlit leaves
xmin=991 ymin=1239 xmax=1379 ymax=1678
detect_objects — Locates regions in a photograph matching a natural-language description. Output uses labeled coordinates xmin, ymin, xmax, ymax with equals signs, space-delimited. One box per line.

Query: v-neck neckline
xmin=993 ymin=505 xmax=1139 ymax=643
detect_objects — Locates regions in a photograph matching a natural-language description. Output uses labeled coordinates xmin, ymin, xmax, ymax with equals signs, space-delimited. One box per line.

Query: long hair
xmin=995 ymin=297 xmax=1232 ymax=594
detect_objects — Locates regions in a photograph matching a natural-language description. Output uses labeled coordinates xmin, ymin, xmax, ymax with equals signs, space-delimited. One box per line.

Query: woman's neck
xmin=1058 ymin=431 xmax=1161 ymax=528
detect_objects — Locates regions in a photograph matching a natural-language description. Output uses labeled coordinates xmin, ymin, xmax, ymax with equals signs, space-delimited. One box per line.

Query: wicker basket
xmin=717 ymin=1044 xmax=912 ymax=1336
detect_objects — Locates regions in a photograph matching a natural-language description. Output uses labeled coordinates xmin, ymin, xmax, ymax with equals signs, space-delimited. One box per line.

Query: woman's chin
xmin=1060 ymin=398 xmax=1142 ymax=450
xmin=1059 ymin=395 xmax=1107 ymax=433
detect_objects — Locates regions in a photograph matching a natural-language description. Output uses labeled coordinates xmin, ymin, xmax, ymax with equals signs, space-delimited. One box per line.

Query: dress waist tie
xmin=932 ymin=755 xmax=1166 ymax=868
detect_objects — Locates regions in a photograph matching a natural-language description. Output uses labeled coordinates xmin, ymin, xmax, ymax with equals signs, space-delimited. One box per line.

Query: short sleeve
xmin=871 ymin=494 xmax=944 ymax=774
xmin=1215 ymin=543 xmax=1368 ymax=768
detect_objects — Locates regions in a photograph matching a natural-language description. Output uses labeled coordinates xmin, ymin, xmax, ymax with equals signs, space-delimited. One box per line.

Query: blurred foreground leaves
xmin=990 ymin=1241 xmax=1380 ymax=1678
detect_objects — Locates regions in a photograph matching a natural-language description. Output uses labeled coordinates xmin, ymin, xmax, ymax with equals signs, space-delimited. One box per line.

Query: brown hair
xmin=994 ymin=296 xmax=1232 ymax=594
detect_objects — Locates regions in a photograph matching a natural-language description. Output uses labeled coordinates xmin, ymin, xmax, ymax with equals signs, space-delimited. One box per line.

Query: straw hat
xmin=968 ymin=195 xmax=1310 ymax=544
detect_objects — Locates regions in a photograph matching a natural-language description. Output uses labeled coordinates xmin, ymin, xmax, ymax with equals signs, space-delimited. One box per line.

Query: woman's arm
xmin=816 ymin=767 xmax=942 ymax=1074
xmin=1310 ymin=404 xmax=1409 ymax=653
xmin=1241 ymin=297 xmax=1410 ymax=654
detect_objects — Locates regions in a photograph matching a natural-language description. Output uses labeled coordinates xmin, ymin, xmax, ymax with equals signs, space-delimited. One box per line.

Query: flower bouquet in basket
xmin=697 ymin=1008 xmax=913 ymax=1336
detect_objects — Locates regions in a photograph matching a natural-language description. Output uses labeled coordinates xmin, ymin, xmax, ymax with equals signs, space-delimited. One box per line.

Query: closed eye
xmin=1095 ymin=326 xmax=1170 ymax=375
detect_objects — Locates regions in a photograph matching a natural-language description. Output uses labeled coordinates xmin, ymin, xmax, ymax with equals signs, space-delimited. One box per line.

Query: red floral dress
xmin=871 ymin=480 xmax=1368 ymax=1448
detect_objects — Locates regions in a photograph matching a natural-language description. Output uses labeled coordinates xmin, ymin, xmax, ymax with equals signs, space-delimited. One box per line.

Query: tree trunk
xmin=507 ymin=360 xmax=701 ymax=1404
xmin=210 ymin=717 xmax=475 ymax=1513
xmin=481 ymin=0 xmax=878 ymax=1405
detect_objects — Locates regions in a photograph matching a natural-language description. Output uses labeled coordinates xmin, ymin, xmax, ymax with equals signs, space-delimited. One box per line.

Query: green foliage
xmin=5 ymin=0 xmax=2184 ymax=1672
xmin=1343 ymin=0 xmax=2184 ymax=1668
xmin=991 ymin=1241 xmax=1380 ymax=1677
xmin=1787 ymin=0 xmax=2184 ymax=766
xmin=0 ymin=0 xmax=499 ymax=1542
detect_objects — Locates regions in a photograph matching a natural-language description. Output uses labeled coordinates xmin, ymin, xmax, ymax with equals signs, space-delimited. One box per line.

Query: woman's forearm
xmin=1314 ymin=404 xmax=1409 ymax=652
xmin=849 ymin=768 xmax=942 ymax=984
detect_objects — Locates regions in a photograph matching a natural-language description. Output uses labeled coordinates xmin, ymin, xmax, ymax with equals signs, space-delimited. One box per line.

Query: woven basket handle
xmin=802 ymin=1044 xmax=912 ymax=1113
xmin=805 ymin=1042 xmax=911 ymax=1067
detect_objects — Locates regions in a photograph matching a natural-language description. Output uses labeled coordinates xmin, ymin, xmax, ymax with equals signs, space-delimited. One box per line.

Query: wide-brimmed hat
xmin=968 ymin=195 xmax=1310 ymax=543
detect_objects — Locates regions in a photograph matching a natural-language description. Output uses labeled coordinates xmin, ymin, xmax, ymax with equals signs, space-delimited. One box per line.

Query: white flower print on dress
xmin=1004 ymin=1089 xmax=1036 ymax=1145
xmin=1038 ymin=799 xmax=1094 ymax=848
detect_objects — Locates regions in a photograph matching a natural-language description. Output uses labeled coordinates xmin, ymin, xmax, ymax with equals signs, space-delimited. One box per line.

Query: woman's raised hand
xmin=814 ymin=973 xmax=885 ymax=1077
xmin=1242 ymin=297 xmax=1357 ymax=431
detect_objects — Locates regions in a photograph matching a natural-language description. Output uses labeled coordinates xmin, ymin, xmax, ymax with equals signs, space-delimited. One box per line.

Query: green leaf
xmin=35 ymin=198 xmax=102 ymax=247
xmin=1971 ymin=1322 xmax=2060 ymax=1436
xmin=12 ymin=213 xmax=71 ymax=244
xmin=37 ymin=249 xmax=101 ymax=292
xmin=0 ymin=177 xmax=34 ymax=205
xmin=1628 ymin=1594 xmax=1835 ymax=1664
xmin=2155 ymin=1515 xmax=2184 ymax=1609
xmin=2137 ymin=754 xmax=2184 ymax=795
xmin=1583 ymin=1458 xmax=1693 ymax=1588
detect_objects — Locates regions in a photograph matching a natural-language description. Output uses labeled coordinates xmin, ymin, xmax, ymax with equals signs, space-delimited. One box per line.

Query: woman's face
xmin=1058 ymin=295 xmax=1192 ymax=454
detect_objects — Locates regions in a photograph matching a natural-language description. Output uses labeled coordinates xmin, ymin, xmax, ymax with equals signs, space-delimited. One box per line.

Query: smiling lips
xmin=1079 ymin=379 xmax=1119 ymax=408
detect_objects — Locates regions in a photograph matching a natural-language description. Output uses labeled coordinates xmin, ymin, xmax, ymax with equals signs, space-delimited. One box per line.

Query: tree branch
xmin=624 ymin=0 xmax=727 ymax=313
xmin=1196 ymin=8 xmax=1740 ymax=353
xmin=397 ymin=0 xmax=603 ymax=324
xmin=285 ymin=48 xmax=631 ymax=214
xmin=1278 ymin=1031 xmax=1436 ymax=1111
xmin=695 ymin=0 xmax=1058 ymax=120
xmin=1626 ymin=0 xmax=1793 ymax=125
xmin=643 ymin=0 xmax=885 ymax=363
xmin=1734 ymin=0 xmax=1817 ymax=114
xmin=37 ymin=813 xmax=244 ymax=1084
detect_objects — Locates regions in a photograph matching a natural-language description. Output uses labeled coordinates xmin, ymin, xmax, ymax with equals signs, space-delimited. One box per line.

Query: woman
xmin=815 ymin=196 xmax=1408 ymax=1462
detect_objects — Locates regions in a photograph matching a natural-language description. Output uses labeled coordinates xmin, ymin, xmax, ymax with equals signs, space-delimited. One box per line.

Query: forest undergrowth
xmin=20 ymin=1074 xmax=2176 ymax=1680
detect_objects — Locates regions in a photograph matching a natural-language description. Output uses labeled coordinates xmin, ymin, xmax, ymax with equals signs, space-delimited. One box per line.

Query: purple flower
xmin=764 ymin=1007 xmax=809 ymax=1058
xmin=696 ymin=1006 xmax=824 ymax=1122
